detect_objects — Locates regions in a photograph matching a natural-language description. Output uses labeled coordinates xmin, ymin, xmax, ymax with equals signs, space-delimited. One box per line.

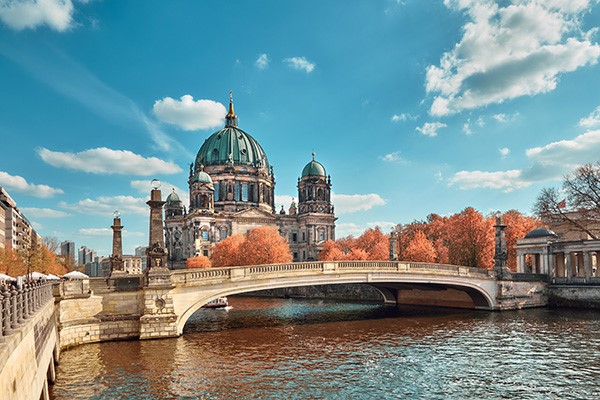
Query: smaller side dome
xmin=524 ymin=228 xmax=558 ymax=239
xmin=193 ymin=166 xmax=213 ymax=184
xmin=166 ymin=189 xmax=181 ymax=203
xmin=302 ymin=153 xmax=326 ymax=177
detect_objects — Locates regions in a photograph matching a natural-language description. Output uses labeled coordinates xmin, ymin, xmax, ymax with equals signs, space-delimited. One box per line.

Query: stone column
xmin=110 ymin=211 xmax=125 ymax=276
xmin=565 ymin=252 xmax=572 ymax=282
xmin=494 ymin=216 xmax=511 ymax=279
xmin=389 ymin=228 xmax=398 ymax=261
xmin=584 ymin=251 xmax=591 ymax=280
xmin=548 ymin=251 xmax=556 ymax=277
xmin=146 ymin=181 xmax=171 ymax=286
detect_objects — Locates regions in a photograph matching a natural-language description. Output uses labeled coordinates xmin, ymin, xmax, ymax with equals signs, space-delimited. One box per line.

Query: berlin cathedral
xmin=163 ymin=94 xmax=336 ymax=268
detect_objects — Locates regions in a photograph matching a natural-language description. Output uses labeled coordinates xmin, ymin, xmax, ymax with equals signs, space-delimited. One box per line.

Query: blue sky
xmin=1 ymin=0 xmax=600 ymax=257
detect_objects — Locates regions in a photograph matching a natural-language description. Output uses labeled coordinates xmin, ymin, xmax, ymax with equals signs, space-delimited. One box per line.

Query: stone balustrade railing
xmin=0 ymin=281 xmax=54 ymax=343
xmin=172 ymin=260 xmax=493 ymax=285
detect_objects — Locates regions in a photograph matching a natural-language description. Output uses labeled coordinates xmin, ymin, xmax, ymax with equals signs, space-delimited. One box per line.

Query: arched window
xmin=219 ymin=227 xmax=227 ymax=241
xmin=214 ymin=183 xmax=220 ymax=201
xmin=201 ymin=228 xmax=209 ymax=241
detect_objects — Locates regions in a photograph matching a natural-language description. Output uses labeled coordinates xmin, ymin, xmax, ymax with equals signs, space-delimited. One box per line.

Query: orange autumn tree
xmin=355 ymin=227 xmax=389 ymax=260
xmin=186 ymin=255 xmax=212 ymax=269
xmin=237 ymin=226 xmax=292 ymax=266
xmin=403 ymin=230 xmax=437 ymax=263
xmin=210 ymin=234 xmax=246 ymax=267
xmin=210 ymin=226 xmax=292 ymax=267
xmin=0 ymin=246 xmax=25 ymax=276
xmin=317 ymin=240 xmax=346 ymax=261
xmin=502 ymin=210 xmax=543 ymax=271
xmin=445 ymin=207 xmax=494 ymax=269
xmin=318 ymin=226 xmax=390 ymax=261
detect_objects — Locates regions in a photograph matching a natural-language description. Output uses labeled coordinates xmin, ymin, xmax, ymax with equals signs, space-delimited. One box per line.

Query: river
xmin=50 ymin=297 xmax=600 ymax=399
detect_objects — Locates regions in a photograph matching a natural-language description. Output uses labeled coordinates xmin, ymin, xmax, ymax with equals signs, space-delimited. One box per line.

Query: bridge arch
xmin=171 ymin=261 xmax=497 ymax=334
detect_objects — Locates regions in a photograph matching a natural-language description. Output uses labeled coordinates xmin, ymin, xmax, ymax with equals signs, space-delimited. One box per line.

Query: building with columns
xmin=164 ymin=94 xmax=336 ymax=268
xmin=515 ymin=228 xmax=599 ymax=282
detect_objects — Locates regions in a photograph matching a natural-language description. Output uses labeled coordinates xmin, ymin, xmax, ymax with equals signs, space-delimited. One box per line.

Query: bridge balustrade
xmin=0 ymin=281 xmax=53 ymax=342
xmin=172 ymin=260 xmax=494 ymax=286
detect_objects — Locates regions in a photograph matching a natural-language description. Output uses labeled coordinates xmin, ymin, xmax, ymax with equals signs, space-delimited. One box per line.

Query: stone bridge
xmin=54 ymin=260 xmax=547 ymax=347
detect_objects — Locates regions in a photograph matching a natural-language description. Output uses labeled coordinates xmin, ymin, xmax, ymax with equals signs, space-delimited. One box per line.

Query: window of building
xmin=293 ymin=252 xmax=298 ymax=260
xmin=214 ymin=183 xmax=220 ymax=201
xmin=302 ymin=232 xmax=306 ymax=241
xmin=219 ymin=228 xmax=227 ymax=241
xmin=292 ymin=233 xmax=297 ymax=243
xmin=235 ymin=183 xmax=241 ymax=201
xmin=241 ymin=183 xmax=249 ymax=201
xmin=203 ymin=250 xmax=209 ymax=257
xmin=303 ymin=251 xmax=306 ymax=259
xmin=201 ymin=230 xmax=209 ymax=241
xmin=318 ymin=229 xmax=325 ymax=242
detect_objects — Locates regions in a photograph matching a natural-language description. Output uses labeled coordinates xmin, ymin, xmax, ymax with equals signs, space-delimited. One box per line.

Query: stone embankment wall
xmin=55 ymin=278 xmax=143 ymax=349
xmin=495 ymin=278 xmax=549 ymax=310
xmin=0 ymin=285 xmax=58 ymax=400
xmin=548 ymin=285 xmax=600 ymax=309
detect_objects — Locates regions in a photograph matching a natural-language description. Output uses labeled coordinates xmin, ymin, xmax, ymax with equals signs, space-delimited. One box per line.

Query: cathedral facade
xmin=164 ymin=94 xmax=336 ymax=268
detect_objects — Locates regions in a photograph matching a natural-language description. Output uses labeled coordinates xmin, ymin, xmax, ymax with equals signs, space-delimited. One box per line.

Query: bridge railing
xmin=0 ymin=281 xmax=54 ymax=342
xmin=172 ymin=260 xmax=493 ymax=285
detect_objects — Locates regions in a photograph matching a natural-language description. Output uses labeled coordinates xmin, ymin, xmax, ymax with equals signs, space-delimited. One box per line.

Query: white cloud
xmin=78 ymin=228 xmax=145 ymax=237
xmin=38 ymin=147 xmax=182 ymax=175
xmin=499 ymin=147 xmax=510 ymax=158
xmin=0 ymin=0 xmax=75 ymax=31
xmin=380 ymin=151 xmax=408 ymax=163
xmin=462 ymin=121 xmax=473 ymax=135
xmin=391 ymin=113 xmax=418 ymax=122
xmin=284 ymin=57 xmax=315 ymax=73
xmin=130 ymin=180 xmax=189 ymax=207
xmin=336 ymin=221 xmax=397 ymax=237
xmin=20 ymin=207 xmax=70 ymax=218
xmin=525 ymin=129 xmax=600 ymax=168
xmin=255 ymin=53 xmax=269 ymax=70
xmin=427 ymin=1 xmax=600 ymax=116
xmin=331 ymin=193 xmax=386 ymax=214
xmin=0 ymin=171 xmax=63 ymax=198
xmin=579 ymin=106 xmax=600 ymax=128
xmin=275 ymin=194 xmax=295 ymax=210
xmin=448 ymin=169 xmax=530 ymax=192
xmin=449 ymin=129 xmax=600 ymax=191
xmin=416 ymin=122 xmax=447 ymax=137
xmin=335 ymin=223 xmax=366 ymax=238
xmin=152 ymin=95 xmax=226 ymax=131
xmin=492 ymin=112 xmax=519 ymax=123
xmin=434 ymin=171 xmax=444 ymax=182
xmin=60 ymin=195 xmax=147 ymax=216
xmin=366 ymin=221 xmax=397 ymax=232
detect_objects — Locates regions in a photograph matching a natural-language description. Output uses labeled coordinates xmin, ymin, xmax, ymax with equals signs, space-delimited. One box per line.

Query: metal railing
xmin=0 ymin=281 xmax=54 ymax=343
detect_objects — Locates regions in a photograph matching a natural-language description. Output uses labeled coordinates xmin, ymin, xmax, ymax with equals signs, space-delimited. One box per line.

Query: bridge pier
xmin=139 ymin=272 xmax=179 ymax=339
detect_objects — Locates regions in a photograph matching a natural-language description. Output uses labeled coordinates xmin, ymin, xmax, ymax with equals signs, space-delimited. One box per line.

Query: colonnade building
xmin=515 ymin=228 xmax=599 ymax=283
xmin=164 ymin=94 xmax=336 ymax=268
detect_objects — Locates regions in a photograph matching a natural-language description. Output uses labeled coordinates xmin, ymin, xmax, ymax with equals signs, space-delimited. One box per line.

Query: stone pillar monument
xmin=109 ymin=211 xmax=125 ymax=276
xmin=140 ymin=179 xmax=178 ymax=339
xmin=494 ymin=215 xmax=511 ymax=279
xmin=389 ymin=227 xmax=399 ymax=261
xmin=146 ymin=179 xmax=171 ymax=285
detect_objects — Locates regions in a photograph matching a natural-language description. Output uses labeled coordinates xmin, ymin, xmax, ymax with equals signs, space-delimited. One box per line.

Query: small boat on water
xmin=202 ymin=297 xmax=229 ymax=309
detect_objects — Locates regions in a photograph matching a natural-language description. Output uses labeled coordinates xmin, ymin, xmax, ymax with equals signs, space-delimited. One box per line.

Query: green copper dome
xmin=195 ymin=126 xmax=269 ymax=170
xmin=192 ymin=170 xmax=213 ymax=184
xmin=166 ymin=190 xmax=181 ymax=203
xmin=302 ymin=155 xmax=326 ymax=177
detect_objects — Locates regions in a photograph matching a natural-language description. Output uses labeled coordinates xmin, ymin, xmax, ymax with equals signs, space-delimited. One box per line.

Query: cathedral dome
xmin=302 ymin=153 xmax=326 ymax=177
xmin=192 ymin=169 xmax=213 ymax=184
xmin=166 ymin=189 xmax=181 ymax=203
xmin=194 ymin=93 xmax=269 ymax=171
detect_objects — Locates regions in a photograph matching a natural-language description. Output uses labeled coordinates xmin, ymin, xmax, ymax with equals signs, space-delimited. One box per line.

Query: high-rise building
xmin=134 ymin=245 xmax=148 ymax=271
xmin=164 ymin=94 xmax=336 ymax=268
xmin=61 ymin=240 xmax=76 ymax=264
xmin=1 ymin=187 xmax=39 ymax=251
xmin=78 ymin=246 xmax=97 ymax=266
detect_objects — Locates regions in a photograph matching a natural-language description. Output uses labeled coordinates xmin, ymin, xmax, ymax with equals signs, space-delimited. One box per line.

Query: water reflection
xmin=51 ymin=298 xmax=600 ymax=399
